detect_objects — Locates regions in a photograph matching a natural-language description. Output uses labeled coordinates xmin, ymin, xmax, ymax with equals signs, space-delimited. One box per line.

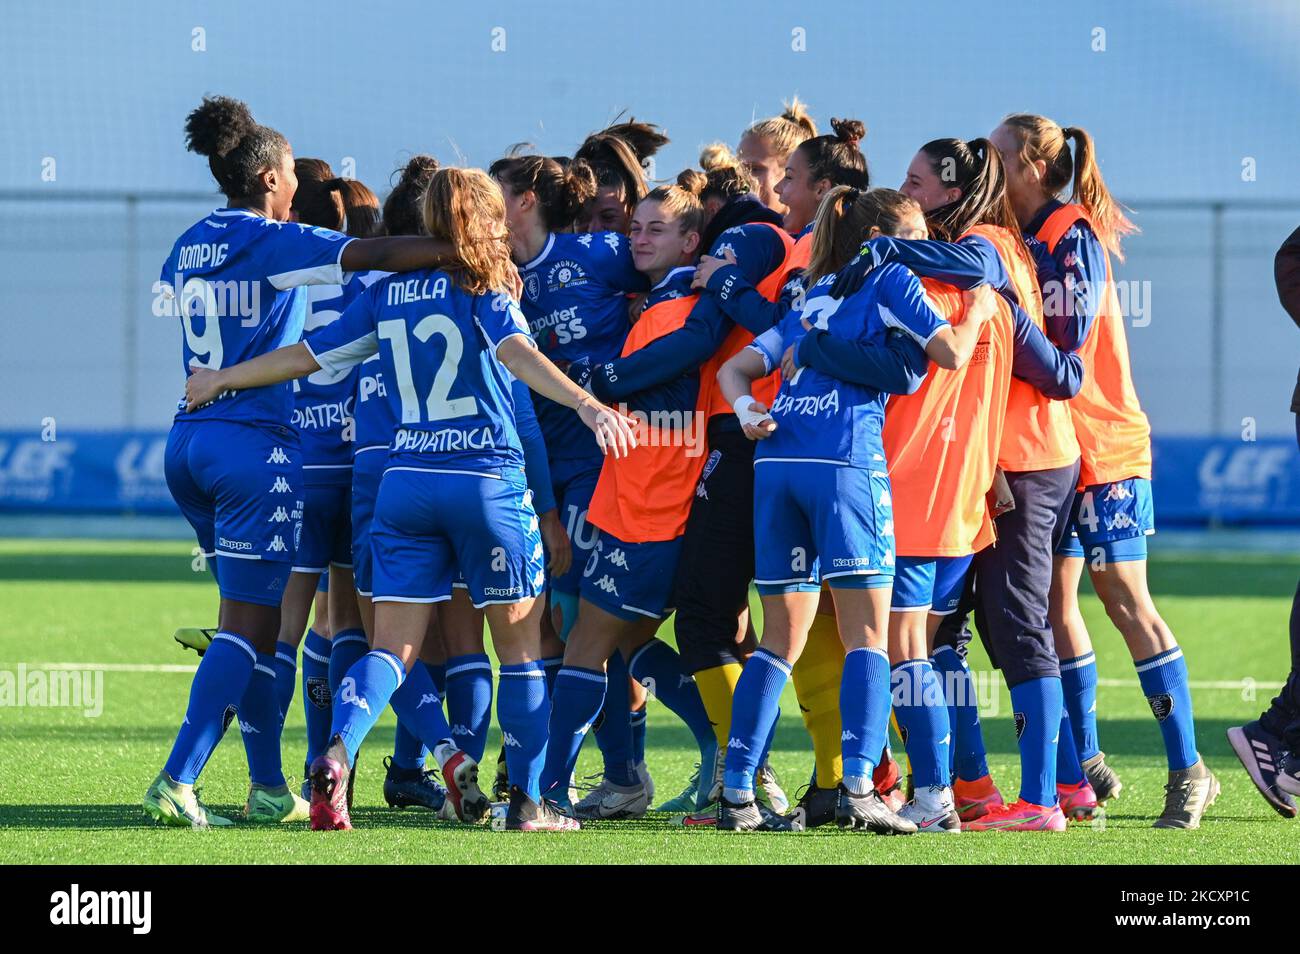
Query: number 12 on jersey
xmin=377 ymin=314 xmax=480 ymax=424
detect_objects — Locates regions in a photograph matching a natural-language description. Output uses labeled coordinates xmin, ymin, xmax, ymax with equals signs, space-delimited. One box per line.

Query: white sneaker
xmin=899 ymin=785 xmax=962 ymax=834
xmin=573 ymin=777 xmax=650 ymax=820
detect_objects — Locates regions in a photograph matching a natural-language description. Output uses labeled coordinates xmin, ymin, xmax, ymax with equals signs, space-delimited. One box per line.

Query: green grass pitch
xmin=1 ymin=537 xmax=1297 ymax=864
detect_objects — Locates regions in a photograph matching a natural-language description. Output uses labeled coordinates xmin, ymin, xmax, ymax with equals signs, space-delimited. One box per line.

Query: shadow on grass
xmin=0 ymin=552 xmax=207 ymax=584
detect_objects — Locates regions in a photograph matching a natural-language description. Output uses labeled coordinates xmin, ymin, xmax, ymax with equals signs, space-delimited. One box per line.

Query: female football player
xmin=691 ymin=118 xmax=872 ymax=822
xmin=993 ymin=114 xmax=1216 ymax=829
xmin=184 ymin=167 xmax=639 ymax=831
xmin=492 ymin=153 xmax=719 ymax=812
xmin=715 ymin=186 xmax=988 ymax=833
xmin=573 ymin=120 xmax=669 ymax=233
xmin=737 ymin=98 xmax=818 ymax=216
xmin=581 ymin=147 xmax=794 ymax=818
xmin=794 ymin=172 xmax=1085 ymax=831
xmin=540 ymin=179 xmax=711 ymax=819
xmin=146 ymin=96 xmax=492 ymax=828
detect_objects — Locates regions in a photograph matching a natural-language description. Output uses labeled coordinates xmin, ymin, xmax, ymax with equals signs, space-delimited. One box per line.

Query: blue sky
xmin=3 ymin=0 xmax=1298 ymax=201
xmin=2 ymin=0 xmax=1299 ymax=435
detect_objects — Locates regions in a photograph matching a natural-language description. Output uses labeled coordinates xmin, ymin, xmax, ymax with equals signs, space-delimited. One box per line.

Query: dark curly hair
xmin=184 ymin=95 xmax=289 ymax=198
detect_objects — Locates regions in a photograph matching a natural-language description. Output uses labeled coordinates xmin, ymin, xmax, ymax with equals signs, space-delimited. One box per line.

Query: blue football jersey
xmin=517 ymin=231 xmax=645 ymax=460
xmin=749 ymin=263 xmax=944 ymax=468
xmin=305 ymin=270 xmax=534 ymax=475
xmin=353 ymin=352 xmax=392 ymax=459
xmin=159 ymin=207 xmax=354 ymax=427
xmin=293 ymin=272 xmax=382 ymax=473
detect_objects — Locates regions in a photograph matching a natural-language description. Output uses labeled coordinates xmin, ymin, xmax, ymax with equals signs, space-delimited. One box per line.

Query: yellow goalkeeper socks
xmin=694 ymin=662 xmax=743 ymax=749
xmin=792 ymin=613 xmax=845 ymax=787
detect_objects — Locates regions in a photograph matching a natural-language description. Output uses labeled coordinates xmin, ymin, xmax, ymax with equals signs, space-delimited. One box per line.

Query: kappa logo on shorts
xmin=606 ymin=547 xmax=629 ymax=570
xmin=1103 ymin=482 xmax=1134 ymax=502
xmin=266 ymin=447 xmax=290 ymax=465
xmin=1147 ymin=692 xmax=1174 ymax=722
xmin=1106 ymin=512 xmax=1139 ymax=532
xmin=270 ymin=476 xmax=292 ymax=494
xmin=338 ymin=677 xmax=371 ymax=715
xmin=593 ymin=574 xmax=619 ymax=595
xmin=416 ymin=693 xmax=438 ymax=709
xmin=266 ymin=535 xmax=287 ymax=553
xmin=268 ymin=506 xmax=290 ymax=523
xmin=1014 ymin=712 xmax=1026 ymax=739
xmin=305 ymin=676 xmax=331 ymax=710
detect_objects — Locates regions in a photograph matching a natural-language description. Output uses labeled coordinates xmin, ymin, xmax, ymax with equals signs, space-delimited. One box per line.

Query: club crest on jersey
xmin=1014 ymin=711 xmax=1026 ymax=739
xmin=1147 ymin=692 xmax=1174 ymax=722
xmin=547 ymin=259 xmax=588 ymax=292
xmin=523 ymin=271 xmax=541 ymax=303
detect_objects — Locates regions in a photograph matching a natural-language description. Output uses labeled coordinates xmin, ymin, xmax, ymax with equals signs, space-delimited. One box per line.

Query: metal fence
xmin=2 ymin=190 xmax=1299 ymax=438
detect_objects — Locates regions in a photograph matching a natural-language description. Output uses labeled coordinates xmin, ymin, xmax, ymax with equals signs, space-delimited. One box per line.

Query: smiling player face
xmin=900 ymin=150 xmax=962 ymax=214
xmin=576 ymin=184 xmax=632 ymax=234
xmin=775 ymin=147 xmax=823 ymax=234
xmin=629 ymin=199 xmax=699 ymax=281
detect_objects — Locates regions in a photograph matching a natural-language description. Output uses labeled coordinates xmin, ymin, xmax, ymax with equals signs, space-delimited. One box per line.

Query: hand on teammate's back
xmin=184 ymin=365 xmax=223 ymax=412
xmin=962 ymin=284 xmax=998 ymax=326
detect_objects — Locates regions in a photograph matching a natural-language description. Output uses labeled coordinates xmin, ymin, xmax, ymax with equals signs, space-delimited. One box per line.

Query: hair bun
xmin=699 ymin=142 xmax=740 ymax=173
xmin=830 ymin=117 xmax=866 ymax=148
xmin=184 ymin=95 xmax=255 ymax=159
xmin=676 ymin=168 xmax=707 ymax=196
xmin=783 ymin=96 xmax=818 ymax=137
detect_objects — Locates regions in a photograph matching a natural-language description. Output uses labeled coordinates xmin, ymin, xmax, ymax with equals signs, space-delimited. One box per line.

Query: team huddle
xmin=145 ymin=93 xmax=1217 ymax=835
